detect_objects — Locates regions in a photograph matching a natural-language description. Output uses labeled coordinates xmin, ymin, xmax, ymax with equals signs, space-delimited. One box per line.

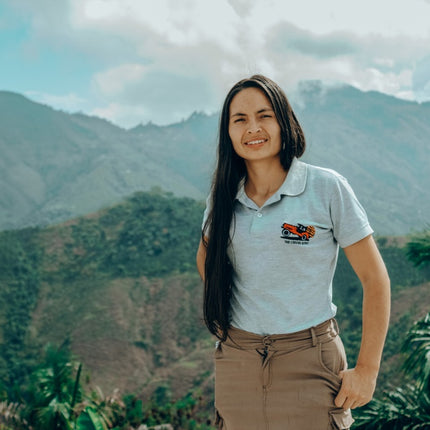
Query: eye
xmin=261 ymin=114 xmax=272 ymax=119
xmin=233 ymin=118 xmax=245 ymax=123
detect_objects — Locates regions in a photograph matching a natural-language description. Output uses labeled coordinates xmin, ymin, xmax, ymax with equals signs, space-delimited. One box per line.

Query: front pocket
xmin=318 ymin=336 xmax=347 ymax=382
xmin=329 ymin=408 xmax=354 ymax=429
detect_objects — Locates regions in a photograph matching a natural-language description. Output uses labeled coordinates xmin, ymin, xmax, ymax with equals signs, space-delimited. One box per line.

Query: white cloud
xmin=259 ymin=0 xmax=430 ymax=38
xmin=91 ymin=64 xmax=219 ymax=126
xmin=73 ymin=0 xmax=242 ymax=53
xmin=350 ymin=68 xmax=414 ymax=99
xmin=24 ymin=91 xmax=88 ymax=112
xmin=4 ymin=0 xmax=430 ymax=126
xmin=373 ymin=58 xmax=395 ymax=68
xmin=91 ymin=102 xmax=149 ymax=128
xmin=264 ymin=21 xmax=429 ymax=105
xmin=413 ymin=55 xmax=430 ymax=98
xmin=417 ymin=80 xmax=430 ymax=102
xmin=93 ymin=64 xmax=147 ymax=97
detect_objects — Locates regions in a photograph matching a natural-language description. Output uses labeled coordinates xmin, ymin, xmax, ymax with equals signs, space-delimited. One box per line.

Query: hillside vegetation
xmin=0 ymin=190 xmax=429 ymax=414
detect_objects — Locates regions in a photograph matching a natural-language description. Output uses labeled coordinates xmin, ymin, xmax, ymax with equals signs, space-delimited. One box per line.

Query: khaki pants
xmin=214 ymin=319 xmax=354 ymax=430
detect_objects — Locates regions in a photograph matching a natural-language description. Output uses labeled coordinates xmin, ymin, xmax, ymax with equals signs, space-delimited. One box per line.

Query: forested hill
xmin=1 ymin=83 xmax=429 ymax=235
xmin=0 ymin=189 xmax=428 ymax=403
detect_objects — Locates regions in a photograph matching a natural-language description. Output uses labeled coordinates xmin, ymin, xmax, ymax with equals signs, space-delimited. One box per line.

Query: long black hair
xmin=202 ymin=74 xmax=306 ymax=340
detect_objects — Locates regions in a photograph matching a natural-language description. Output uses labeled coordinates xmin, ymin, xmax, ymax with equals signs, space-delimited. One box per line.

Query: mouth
xmin=244 ymin=138 xmax=267 ymax=146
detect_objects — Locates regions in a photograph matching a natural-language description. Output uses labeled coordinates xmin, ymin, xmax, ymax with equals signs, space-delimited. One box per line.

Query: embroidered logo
xmin=281 ymin=223 xmax=315 ymax=244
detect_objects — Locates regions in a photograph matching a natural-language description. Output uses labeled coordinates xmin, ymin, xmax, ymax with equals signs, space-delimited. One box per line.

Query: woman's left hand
xmin=337 ymin=235 xmax=390 ymax=410
xmin=334 ymin=365 xmax=378 ymax=410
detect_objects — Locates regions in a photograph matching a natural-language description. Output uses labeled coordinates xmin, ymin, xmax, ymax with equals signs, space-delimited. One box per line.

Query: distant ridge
xmin=0 ymin=83 xmax=429 ymax=235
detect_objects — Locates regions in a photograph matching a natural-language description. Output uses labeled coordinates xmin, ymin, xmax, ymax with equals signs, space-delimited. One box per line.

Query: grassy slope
xmin=0 ymin=191 xmax=428 ymax=404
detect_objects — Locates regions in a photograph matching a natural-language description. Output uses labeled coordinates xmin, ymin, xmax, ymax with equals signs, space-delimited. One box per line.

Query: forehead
xmin=229 ymin=87 xmax=273 ymax=115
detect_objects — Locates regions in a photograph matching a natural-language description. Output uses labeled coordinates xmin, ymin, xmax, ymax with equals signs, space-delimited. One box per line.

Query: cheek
xmin=272 ymin=127 xmax=282 ymax=144
xmin=228 ymin=127 xmax=241 ymax=145
xmin=229 ymin=134 xmax=243 ymax=156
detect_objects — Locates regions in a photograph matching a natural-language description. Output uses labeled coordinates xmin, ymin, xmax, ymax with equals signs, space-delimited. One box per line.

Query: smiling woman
xmin=196 ymin=75 xmax=391 ymax=429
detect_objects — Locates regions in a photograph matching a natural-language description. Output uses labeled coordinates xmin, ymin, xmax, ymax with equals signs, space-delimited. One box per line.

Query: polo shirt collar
xmin=236 ymin=157 xmax=308 ymax=206
xmin=278 ymin=157 xmax=307 ymax=197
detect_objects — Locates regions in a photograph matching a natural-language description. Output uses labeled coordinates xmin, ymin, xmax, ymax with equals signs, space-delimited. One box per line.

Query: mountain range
xmin=1 ymin=82 xmax=429 ymax=234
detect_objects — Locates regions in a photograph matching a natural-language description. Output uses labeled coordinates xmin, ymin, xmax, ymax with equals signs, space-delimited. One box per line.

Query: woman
xmin=196 ymin=75 xmax=390 ymax=430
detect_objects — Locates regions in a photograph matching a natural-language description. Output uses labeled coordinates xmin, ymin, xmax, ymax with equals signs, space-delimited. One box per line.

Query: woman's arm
xmin=196 ymin=237 xmax=207 ymax=281
xmin=334 ymin=235 xmax=391 ymax=410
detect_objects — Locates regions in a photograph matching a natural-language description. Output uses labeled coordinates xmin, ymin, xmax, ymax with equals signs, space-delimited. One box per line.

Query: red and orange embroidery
xmin=281 ymin=223 xmax=315 ymax=242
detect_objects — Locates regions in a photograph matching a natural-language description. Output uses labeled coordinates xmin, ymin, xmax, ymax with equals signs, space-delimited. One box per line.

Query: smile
xmin=245 ymin=139 xmax=267 ymax=145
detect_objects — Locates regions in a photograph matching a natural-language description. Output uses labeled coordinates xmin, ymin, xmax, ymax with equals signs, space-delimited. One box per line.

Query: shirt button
xmin=257 ymin=212 xmax=263 ymax=218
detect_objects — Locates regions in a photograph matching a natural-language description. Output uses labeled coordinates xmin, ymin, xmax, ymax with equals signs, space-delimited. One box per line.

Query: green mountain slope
xmin=0 ymin=190 xmax=428 ymax=404
xmin=0 ymin=92 xmax=204 ymax=230
xmin=297 ymin=83 xmax=430 ymax=236
xmin=1 ymin=84 xmax=429 ymax=234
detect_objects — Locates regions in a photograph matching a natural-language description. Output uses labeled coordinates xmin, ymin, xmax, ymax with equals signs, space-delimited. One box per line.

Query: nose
xmin=247 ymin=120 xmax=261 ymax=134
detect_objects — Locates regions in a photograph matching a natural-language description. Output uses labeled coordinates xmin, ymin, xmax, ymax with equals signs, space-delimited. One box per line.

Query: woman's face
xmin=228 ymin=87 xmax=282 ymax=164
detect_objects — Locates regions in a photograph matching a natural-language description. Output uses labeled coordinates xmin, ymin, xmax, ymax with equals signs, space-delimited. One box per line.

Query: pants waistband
xmin=224 ymin=318 xmax=339 ymax=351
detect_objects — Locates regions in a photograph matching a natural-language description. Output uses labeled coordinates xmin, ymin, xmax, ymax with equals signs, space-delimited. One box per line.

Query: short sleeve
xmin=330 ymin=175 xmax=374 ymax=248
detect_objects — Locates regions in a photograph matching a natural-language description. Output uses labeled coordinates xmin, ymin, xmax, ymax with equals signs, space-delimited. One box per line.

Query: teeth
xmin=247 ymin=139 xmax=265 ymax=145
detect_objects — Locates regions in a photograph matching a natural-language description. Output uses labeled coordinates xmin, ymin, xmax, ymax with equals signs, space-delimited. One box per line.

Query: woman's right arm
xmin=196 ymin=237 xmax=207 ymax=281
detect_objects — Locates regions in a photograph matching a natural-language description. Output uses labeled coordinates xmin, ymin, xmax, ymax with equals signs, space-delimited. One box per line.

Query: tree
xmin=406 ymin=229 xmax=430 ymax=268
xmin=25 ymin=344 xmax=81 ymax=430
xmin=0 ymin=401 xmax=26 ymax=429
xmin=402 ymin=313 xmax=430 ymax=393
xmin=75 ymin=387 xmax=125 ymax=430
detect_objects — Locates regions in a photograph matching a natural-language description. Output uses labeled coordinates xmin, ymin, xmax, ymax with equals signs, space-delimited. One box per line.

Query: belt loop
xmin=332 ymin=318 xmax=340 ymax=335
xmin=310 ymin=326 xmax=317 ymax=347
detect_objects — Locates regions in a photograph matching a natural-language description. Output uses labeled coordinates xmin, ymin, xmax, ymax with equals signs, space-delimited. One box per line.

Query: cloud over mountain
xmin=2 ymin=0 xmax=430 ymax=127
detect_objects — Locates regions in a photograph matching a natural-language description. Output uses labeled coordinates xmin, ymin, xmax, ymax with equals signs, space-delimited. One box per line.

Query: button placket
xmin=250 ymin=209 xmax=265 ymax=234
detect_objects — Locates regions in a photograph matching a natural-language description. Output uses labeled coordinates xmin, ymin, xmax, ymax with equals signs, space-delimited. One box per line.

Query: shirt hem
xmin=338 ymin=224 xmax=374 ymax=248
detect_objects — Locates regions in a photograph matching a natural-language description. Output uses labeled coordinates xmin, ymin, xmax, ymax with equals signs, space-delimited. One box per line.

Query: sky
xmin=1 ymin=0 xmax=430 ymax=128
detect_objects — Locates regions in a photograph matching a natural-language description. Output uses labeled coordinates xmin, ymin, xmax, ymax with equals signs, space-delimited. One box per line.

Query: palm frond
xmin=354 ymin=312 xmax=430 ymax=429
xmin=0 ymin=401 xmax=25 ymax=427
xmin=354 ymin=384 xmax=430 ymax=429
xmin=405 ymin=229 xmax=430 ymax=268
xmin=402 ymin=313 xmax=430 ymax=390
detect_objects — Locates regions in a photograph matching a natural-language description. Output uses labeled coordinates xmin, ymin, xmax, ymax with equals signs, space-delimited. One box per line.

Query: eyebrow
xmin=230 ymin=107 xmax=274 ymax=117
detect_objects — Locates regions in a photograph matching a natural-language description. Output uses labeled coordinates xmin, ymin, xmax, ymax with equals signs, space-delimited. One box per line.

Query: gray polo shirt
xmin=202 ymin=157 xmax=373 ymax=335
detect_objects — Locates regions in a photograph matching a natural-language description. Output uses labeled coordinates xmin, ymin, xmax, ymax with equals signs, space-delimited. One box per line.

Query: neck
xmin=244 ymin=159 xmax=287 ymax=206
